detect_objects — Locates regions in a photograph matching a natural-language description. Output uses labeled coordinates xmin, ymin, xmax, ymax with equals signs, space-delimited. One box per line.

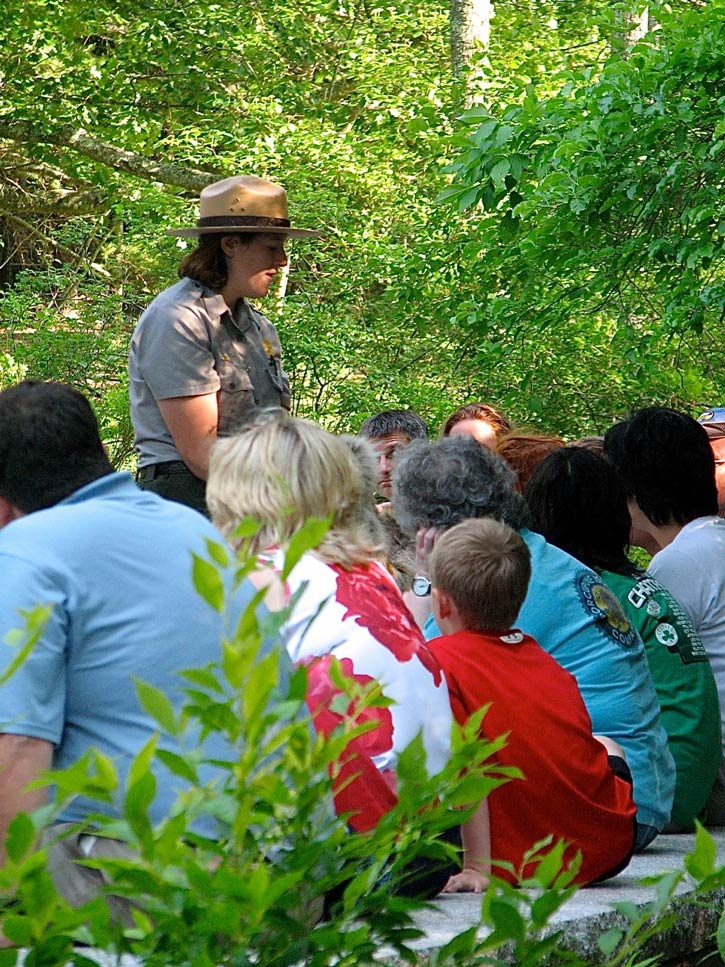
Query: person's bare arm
xmin=403 ymin=527 xmax=442 ymax=630
xmin=403 ymin=591 xmax=432 ymax=630
xmin=442 ymin=797 xmax=491 ymax=893
xmin=248 ymin=566 xmax=286 ymax=612
xmin=157 ymin=393 xmax=219 ymax=480
xmin=0 ymin=734 xmax=52 ymax=866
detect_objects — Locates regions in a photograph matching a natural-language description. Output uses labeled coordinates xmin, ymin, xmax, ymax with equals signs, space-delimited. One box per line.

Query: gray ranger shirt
xmin=129 ymin=277 xmax=291 ymax=466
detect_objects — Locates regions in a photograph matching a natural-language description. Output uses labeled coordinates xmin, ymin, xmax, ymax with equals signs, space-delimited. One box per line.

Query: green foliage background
xmin=0 ymin=0 xmax=723 ymax=463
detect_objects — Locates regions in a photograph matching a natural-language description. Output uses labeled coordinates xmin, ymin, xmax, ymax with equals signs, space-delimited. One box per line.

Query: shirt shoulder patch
xmin=575 ymin=571 xmax=640 ymax=650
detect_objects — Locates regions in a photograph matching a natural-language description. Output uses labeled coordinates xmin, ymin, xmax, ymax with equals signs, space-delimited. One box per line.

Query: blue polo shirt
xmin=0 ymin=473 xmax=273 ymax=835
xmin=425 ymin=528 xmax=675 ymax=830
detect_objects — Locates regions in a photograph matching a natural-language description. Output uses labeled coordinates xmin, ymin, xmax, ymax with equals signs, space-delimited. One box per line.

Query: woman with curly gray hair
xmin=392 ymin=435 xmax=675 ymax=852
xmin=393 ymin=436 xmax=527 ymax=538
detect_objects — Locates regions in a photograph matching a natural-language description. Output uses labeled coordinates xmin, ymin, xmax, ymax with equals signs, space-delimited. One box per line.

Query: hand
xmin=442 ymin=868 xmax=490 ymax=894
xmin=415 ymin=526 xmax=444 ymax=576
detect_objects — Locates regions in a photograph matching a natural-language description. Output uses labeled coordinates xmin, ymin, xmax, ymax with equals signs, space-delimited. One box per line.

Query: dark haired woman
xmin=129 ymin=175 xmax=320 ymax=513
xmin=525 ymin=446 xmax=721 ymax=831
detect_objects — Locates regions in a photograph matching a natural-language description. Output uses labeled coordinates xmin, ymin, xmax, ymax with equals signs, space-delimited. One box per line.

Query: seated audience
xmin=525 ymin=446 xmax=721 ymax=830
xmin=392 ymin=435 xmax=675 ymax=848
xmin=698 ymin=407 xmax=725 ymax=518
xmin=441 ymin=402 xmax=511 ymax=448
xmin=428 ymin=518 xmax=636 ymax=890
xmin=495 ymin=431 xmax=565 ymax=493
xmin=207 ymin=413 xmax=452 ymax=838
xmin=605 ymin=407 xmax=725 ymax=824
xmin=0 ymin=382 xmax=267 ymax=918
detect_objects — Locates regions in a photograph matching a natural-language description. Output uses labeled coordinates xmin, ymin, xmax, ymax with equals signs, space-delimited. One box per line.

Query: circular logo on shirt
xmin=655 ymin=622 xmax=678 ymax=649
xmin=646 ymin=599 xmax=662 ymax=618
xmin=575 ymin=571 xmax=640 ymax=650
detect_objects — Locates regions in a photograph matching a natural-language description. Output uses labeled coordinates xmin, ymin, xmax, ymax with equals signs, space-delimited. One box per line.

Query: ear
xmin=220 ymin=235 xmax=241 ymax=258
xmin=0 ymin=496 xmax=23 ymax=527
xmin=432 ymin=586 xmax=452 ymax=621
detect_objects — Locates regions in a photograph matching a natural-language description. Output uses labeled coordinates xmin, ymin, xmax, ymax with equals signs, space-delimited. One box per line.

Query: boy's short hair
xmin=429 ymin=518 xmax=532 ymax=633
xmin=0 ymin=380 xmax=113 ymax=512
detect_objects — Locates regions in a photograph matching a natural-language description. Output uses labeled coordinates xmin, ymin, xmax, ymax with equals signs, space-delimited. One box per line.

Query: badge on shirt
xmin=575 ymin=571 xmax=640 ymax=650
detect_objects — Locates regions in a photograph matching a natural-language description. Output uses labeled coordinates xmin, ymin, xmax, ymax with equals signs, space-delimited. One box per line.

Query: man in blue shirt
xmin=0 ymin=381 xmax=265 ymax=912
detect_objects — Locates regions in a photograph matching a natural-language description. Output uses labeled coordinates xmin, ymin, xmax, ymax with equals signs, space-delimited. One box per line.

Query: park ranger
xmin=129 ymin=175 xmax=321 ymax=514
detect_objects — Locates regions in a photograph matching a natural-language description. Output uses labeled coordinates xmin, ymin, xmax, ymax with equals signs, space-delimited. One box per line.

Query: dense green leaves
xmin=4 ymin=813 xmax=36 ymax=865
xmin=5 ymin=0 xmax=722 ymax=446
xmin=443 ymin=0 xmax=725 ymax=430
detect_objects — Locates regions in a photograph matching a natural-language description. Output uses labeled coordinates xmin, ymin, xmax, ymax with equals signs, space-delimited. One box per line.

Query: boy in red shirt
xmin=427 ymin=518 xmax=637 ymax=891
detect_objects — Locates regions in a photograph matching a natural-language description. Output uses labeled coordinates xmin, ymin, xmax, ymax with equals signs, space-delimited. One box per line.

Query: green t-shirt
xmin=600 ymin=568 xmax=722 ymax=828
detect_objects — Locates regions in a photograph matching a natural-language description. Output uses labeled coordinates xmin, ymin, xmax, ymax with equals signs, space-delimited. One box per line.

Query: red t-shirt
xmin=429 ymin=629 xmax=637 ymax=885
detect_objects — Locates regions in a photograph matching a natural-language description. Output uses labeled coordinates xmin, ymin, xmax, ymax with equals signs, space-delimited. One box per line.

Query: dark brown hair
xmin=604 ymin=407 xmax=717 ymax=526
xmin=525 ymin=446 xmax=634 ymax=574
xmin=0 ymin=381 xmax=113 ymax=512
xmin=178 ymin=233 xmax=261 ymax=290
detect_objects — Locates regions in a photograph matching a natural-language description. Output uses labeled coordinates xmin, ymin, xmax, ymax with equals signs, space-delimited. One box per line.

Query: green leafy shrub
xmin=439 ymin=0 xmax=725 ymax=431
xmin=1 ymin=529 xmax=725 ymax=967
xmin=0 ymin=531 xmax=506 ymax=966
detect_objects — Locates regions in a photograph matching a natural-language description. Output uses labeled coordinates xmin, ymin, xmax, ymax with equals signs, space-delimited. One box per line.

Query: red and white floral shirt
xmin=266 ymin=551 xmax=452 ymax=831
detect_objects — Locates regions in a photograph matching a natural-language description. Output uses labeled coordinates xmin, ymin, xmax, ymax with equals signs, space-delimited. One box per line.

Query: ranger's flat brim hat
xmin=167 ymin=175 xmax=322 ymax=239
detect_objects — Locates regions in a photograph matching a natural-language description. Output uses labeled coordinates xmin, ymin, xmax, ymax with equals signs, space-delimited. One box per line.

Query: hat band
xmin=197 ymin=215 xmax=291 ymax=229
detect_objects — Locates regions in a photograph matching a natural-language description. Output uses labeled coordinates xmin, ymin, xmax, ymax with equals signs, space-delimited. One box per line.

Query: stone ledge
xmin=382 ymin=831 xmax=725 ymax=965
xmin=8 ymin=832 xmax=725 ymax=967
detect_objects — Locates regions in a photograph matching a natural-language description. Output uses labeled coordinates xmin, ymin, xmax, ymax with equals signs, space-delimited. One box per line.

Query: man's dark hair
xmin=358 ymin=409 xmax=429 ymax=441
xmin=603 ymin=407 xmax=717 ymax=527
xmin=392 ymin=435 xmax=528 ymax=536
xmin=0 ymin=381 xmax=114 ymax=513
xmin=525 ymin=446 xmax=634 ymax=574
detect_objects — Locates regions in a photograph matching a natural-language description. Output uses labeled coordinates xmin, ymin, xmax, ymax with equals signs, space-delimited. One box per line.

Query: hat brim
xmin=167 ymin=226 xmax=322 ymax=239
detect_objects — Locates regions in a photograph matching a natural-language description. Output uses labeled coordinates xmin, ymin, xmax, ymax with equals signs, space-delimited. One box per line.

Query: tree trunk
xmin=618 ymin=5 xmax=650 ymax=50
xmin=450 ymin=0 xmax=492 ymax=102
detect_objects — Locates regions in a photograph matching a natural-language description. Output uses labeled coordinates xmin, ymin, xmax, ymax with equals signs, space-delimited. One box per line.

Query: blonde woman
xmin=207 ymin=413 xmax=452 ymax=835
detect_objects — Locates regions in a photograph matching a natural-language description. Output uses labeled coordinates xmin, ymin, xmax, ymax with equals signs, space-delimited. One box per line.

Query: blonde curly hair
xmin=207 ymin=412 xmax=386 ymax=568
